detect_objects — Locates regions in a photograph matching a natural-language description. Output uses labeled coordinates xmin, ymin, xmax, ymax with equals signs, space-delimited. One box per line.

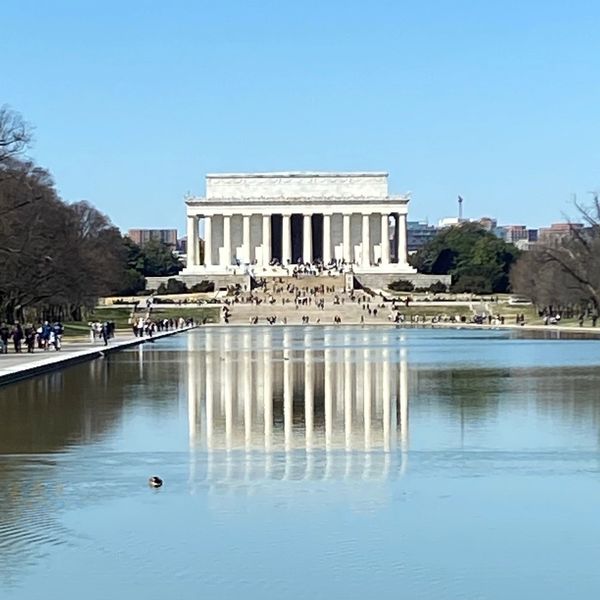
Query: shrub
xmin=428 ymin=281 xmax=448 ymax=293
xmin=157 ymin=278 xmax=188 ymax=295
xmin=451 ymin=275 xmax=491 ymax=295
xmin=389 ymin=279 xmax=415 ymax=292
xmin=190 ymin=280 xmax=215 ymax=293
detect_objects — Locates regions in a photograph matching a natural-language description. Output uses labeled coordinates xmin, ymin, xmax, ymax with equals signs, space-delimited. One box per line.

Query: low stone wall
xmin=147 ymin=272 xmax=448 ymax=294
xmin=355 ymin=272 xmax=452 ymax=290
xmin=146 ymin=274 xmax=251 ymax=292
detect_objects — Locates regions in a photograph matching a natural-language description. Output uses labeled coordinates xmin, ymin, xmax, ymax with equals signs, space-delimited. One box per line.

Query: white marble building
xmin=182 ymin=172 xmax=416 ymax=275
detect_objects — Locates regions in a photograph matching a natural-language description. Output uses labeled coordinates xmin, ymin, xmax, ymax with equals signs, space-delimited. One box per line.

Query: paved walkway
xmin=0 ymin=326 xmax=196 ymax=387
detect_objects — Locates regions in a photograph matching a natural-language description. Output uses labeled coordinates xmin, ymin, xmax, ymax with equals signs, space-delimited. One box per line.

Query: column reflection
xmin=187 ymin=328 xmax=410 ymax=484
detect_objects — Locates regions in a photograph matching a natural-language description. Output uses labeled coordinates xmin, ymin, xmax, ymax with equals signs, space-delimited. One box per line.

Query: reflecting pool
xmin=2 ymin=327 xmax=600 ymax=599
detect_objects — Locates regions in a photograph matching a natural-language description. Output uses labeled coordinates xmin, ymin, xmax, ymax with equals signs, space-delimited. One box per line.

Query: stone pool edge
xmin=0 ymin=326 xmax=197 ymax=388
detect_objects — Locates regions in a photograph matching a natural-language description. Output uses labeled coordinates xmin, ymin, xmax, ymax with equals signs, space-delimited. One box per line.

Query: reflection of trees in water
xmin=0 ymin=349 xmax=186 ymax=453
xmin=518 ymin=366 xmax=600 ymax=438
xmin=0 ymin=348 xmax=185 ymax=585
xmin=412 ymin=367 xmax=504 ymax=422
xmin=413 ymin=366 xmax=600 ymax=434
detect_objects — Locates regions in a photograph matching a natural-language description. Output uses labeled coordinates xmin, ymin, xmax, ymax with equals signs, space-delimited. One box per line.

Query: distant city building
xmin=128 ymin=228 xmax=178 ymax=247
xmin=438 ymin=216 xmax=489 ymax=230
xmin=477 ymin=217 xmax=497 ymax=232
xmin=502 ymin=225 xmax=529 ymax=244
xmin=407 ymin=221 xmax=438 ymax=252
xmin=491 ymin=224 xmax=538 ymax=246
xmin=437 ymin=217 xmax=462 ymax=228
xmin=178 ymin=237 xmax=188 ymax=254
xmin=514 ymin=239 xmax=535 ymax=251
xmin=538 ymin=222 xmax=583 ymax=245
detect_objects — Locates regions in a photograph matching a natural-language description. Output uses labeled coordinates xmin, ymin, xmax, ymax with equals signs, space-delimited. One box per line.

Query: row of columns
xmin=187 ymin=212 xmax=409 ymax=268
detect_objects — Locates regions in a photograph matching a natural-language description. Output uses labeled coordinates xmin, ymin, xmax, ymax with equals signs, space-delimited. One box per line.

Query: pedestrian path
xmin=0 ymin=326 xmax=196 ymax=387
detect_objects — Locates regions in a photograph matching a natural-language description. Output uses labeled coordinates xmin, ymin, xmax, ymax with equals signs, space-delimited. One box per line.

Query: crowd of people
xmin=0 ymin=321 xmax=65 ymax=353
xmin=0 ymin=313 xmax=201 ymax=356
xmin=217 ymin=276 xmax=540 ymax=329
xmin=128 ymin=316 xmax=196 ymax=338
xmin=251 ymin=258 xmax=351 ymax=278
xmin=88 ymin=321 xmax=116 ymax=346
xmin=540 ymin=308 xmax=597 ymax=328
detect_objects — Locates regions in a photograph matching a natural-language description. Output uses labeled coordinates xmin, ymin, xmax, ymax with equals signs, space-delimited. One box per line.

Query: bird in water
xmin=148 ymin=476 xmax=163 ymax=488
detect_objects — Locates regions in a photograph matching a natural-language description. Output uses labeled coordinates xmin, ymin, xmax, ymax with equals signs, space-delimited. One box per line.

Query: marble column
xmin=303 ymin=214 xmax=312 ymax=263
xmin=343 ymin=213 xmax=351 ymax=263
xmin=187 ymin=215 xmax=197 ymax=268
xmin=223 ymin=214 xmax=232 ymax=267
xmin=282 ymin=214 xmax=291 ymax=265
xmin=362 ymin=213 xmax=370 ymax=267
xmin=323 ymin=213 xmax=332 ymax=264
xmin=397 ymin=213 xmax=408 ymax=266
xmin=262 ymin=214 xmax=271 ymax=266
xmin=242 ymin=215 xmax=251 ymax=264
xmin=380 ymin=213 xmax=389 ymax=266
xmin=204 ymin=215 xmax=212 ymax=267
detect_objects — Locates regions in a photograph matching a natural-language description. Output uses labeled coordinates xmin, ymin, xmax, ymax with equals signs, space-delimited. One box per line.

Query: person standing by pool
xmin=53 ymin=321 xmax=64 ymax=350
xmin=11 ymin=322 xmax=23 ymax=353
xmin=24 ymin=325 xmax=36 ymax=353
xmin=0 ymin=324 xmax=9 ymax=353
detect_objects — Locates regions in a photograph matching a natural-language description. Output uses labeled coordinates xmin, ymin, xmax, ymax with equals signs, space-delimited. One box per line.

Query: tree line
xmin=409 ymin=222 xmax=520 ymax=294
xmin=0 ymin=106 xmax=181 ymax=323
xmin=405 ymin=210 xmax=600 ymax=318
xmin=510 ymin=202 xmax=600 ymax=317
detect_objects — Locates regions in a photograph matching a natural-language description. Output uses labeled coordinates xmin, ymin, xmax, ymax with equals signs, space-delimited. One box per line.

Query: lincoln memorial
xmin=182 ymin=171 xmax=417 ymax=277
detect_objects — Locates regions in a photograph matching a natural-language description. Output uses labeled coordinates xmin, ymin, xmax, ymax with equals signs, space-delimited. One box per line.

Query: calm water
xmin=1 ymin=327 xmax=600 ymax=599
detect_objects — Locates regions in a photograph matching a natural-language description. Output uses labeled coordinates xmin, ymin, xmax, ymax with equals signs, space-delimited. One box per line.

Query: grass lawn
xmin=388 ymin=301 xmax=540 ymax=323
xmin=397 ymin=305 xmax=471 ymax=318
xmin=62 ymin=305 xmax=220 ymax=337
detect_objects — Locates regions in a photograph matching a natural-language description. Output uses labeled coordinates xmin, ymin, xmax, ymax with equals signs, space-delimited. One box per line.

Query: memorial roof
xmin=206 ymin=171 xmax=388 ymax=179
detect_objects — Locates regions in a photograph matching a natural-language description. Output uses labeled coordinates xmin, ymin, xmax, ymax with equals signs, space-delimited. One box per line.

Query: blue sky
xmin=3 ymin=0 xmax=599 ymax=233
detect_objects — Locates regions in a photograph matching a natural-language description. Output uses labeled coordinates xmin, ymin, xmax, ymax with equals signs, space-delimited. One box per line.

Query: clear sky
xmin=3 ymin=0 xmax=600 ymax=234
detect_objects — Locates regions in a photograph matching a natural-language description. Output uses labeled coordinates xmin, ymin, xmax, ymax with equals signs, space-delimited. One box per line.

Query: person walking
xmin=41 ymin=321 xmax=52 ymax=350
xmin=12 ymin=322 xmax=24 ymax=353
xmin=53 ymin=321 xmax=64 ymax=350
xmin=24 ymin=325 xmax=36 ymax=353
xmin=0 ymin=324 xmax=9 ymax=354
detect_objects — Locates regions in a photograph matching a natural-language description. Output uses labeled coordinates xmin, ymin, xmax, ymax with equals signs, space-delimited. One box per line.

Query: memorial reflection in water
xmin=186 ymin=327 xmax=409 ymax=482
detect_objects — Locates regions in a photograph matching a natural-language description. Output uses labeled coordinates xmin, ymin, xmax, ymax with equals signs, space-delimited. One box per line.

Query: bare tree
xmin=0 ymin=159 xmax=130 ymax=322
xmin=511 ymin=200 xmax=600 ymax=314
xmin=0 ymin=105 xmax=32 ymax=164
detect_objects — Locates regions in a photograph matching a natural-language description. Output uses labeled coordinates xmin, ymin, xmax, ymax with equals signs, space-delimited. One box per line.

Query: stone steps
xmin=226 ymin=299 xmax=387 ymax=324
